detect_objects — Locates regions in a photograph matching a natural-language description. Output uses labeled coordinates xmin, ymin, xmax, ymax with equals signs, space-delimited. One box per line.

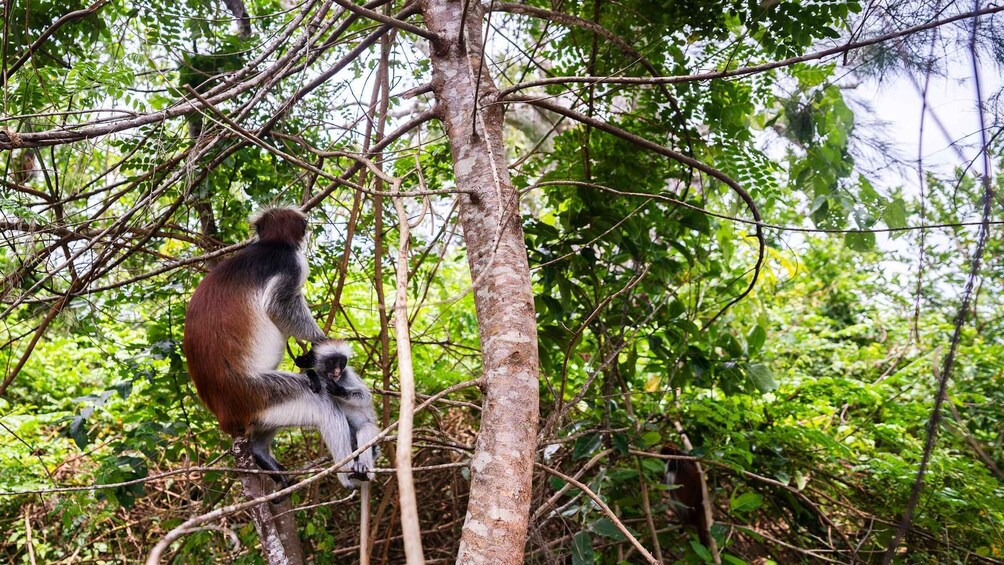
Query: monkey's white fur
xmin=314 ymin=340 xmax=354 ymax=360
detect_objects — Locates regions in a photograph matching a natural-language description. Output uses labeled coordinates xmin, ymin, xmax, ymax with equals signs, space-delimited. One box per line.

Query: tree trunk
xmin=232 ymin=437 xmax=305 ymax=565
xmin=418 ymin=1 xmax=541 ymax=563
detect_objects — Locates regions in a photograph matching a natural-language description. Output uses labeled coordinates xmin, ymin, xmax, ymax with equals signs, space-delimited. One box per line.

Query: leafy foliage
xmin=2 ymin=0 xmax=1003 ymax=563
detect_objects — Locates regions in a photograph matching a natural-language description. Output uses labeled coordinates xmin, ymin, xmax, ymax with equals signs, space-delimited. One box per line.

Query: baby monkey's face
xmin=317 ymin=352 xmax=348 ymax=381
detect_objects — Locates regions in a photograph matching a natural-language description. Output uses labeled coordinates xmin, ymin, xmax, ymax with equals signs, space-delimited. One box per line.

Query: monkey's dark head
xmin=313 ymin=341 xmax=352 ymax=381
xmin=252 ymin=207 xmax=308 ymax=245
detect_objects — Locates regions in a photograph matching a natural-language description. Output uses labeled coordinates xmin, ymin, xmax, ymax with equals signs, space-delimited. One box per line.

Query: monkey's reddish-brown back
xmin=183 ymin=261 xmax=262 ymax=436
xmin=184 ymin=208 xmax=309 ymax=436
xmin=662 ymin=444 xmax=711 ymax=546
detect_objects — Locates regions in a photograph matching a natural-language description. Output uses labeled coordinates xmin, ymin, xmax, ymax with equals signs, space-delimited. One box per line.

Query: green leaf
xmin=789 ymin=63 xmax=834 ymax=89
xmin=689 ymin=353 xmax=711 ymax=379
xmin=590 ymin=518 xmax=627 ymax=540
xmin=612 ymin=433 xmax=629 ymax=455
xmin=730 ymin=491 xmax=763 ymax=513
xmin=572 ymin=531 xmax=594 ymax=565
xmin=572 ymin=434 xmax=602 ymax=460
xmin=883 ymin=197 xmax=907 ymax=230
xmin=67 ymin=416 xmax=89 ymax=449
xmin=719 ymin=362 xmax=745 ymax=395
xmin=747 ymin=325 xmax=767 ymax=355
xmin=844 ymin=231 xmax=875 ymax=251
xmin=110 ymin=381 xmax=133 ymax=399
xmin=640 ymin=431 xmax=662 ymax=448
xmin=853 ymin=206 xmax=877 ymax=229
xmin=691 ymin=539 xmax=714 ymax=562
xmin=719 ymin=333 xmax=743 ymax=357
xmin=747 ymin=364 xmax=777 ymax=393
xmin=641 ymin=457 xmax=666 ymax=474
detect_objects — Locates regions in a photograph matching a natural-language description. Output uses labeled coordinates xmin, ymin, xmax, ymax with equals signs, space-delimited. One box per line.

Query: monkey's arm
xmin=304 ymin=368 xmax=323 ymax=394
xmin=325 ymin=369 xmax=372 ymax=402
xmin=266 ymin=274 xmax=327 ymax=343
xmin=326 ymin=378 xmax=349 ymax=397
xmin=326 ymin=380 xmax=371 ymax=403
xmin=294 ymin=348 xmax=316 ymax=369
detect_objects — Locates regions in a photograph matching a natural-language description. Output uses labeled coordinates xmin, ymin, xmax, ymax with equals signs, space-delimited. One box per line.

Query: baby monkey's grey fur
xmin=297 ymin=341 xmax=380 ymax=483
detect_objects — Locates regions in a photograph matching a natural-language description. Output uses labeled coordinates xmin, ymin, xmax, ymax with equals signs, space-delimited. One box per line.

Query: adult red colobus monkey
xmin=662 ymin=445 xmax=711 ymax=547
xmin=183 ymin=207 xmax=367 ymax=489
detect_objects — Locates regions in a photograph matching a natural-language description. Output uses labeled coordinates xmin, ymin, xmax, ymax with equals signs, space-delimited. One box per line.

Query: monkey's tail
xmin=694 ymin=504 xmax=711 ymax=548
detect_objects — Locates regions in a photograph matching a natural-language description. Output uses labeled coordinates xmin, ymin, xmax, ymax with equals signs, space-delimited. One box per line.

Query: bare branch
xmin=507 ymin=95 xmax=764 ymax=328
xmin=535 ymin=462 xmax=659 ymax=564
xmin=496 ymin=4 xmax=1004 ymax=96
xmin=392 ymin=193 xmax=427 ymax=564
xmin=331 ymin=0 xmax=437 ymax=40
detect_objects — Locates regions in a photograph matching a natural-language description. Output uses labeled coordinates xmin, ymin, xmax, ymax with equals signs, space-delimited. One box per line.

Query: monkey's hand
xmin=294 ymin=348 xmax=316 ymax=370
xmin=325 ymin=378 xmax=350 ymax=398
xmin=305 ymin=368 xmax=322 ymax=394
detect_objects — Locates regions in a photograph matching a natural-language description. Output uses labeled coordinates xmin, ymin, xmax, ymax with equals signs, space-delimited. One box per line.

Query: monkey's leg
xmin=314 ymin=405 xmax=358 ymax=489
xmin=329 ymin=402 xmax=376 ymax=481
xmin=254 ymin=371 xmax=358 ymax=489
xmin=248 ymin=429 xmax=291 ymax=490
xmin=338 ymin=411 xmax=379 ymax=482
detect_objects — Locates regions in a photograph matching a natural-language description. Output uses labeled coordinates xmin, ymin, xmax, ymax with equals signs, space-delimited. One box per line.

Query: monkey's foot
xmin=349 ymin=462 xmax=374 ymax=482
xmin=269 ymin=475 xmax=293 ymax=504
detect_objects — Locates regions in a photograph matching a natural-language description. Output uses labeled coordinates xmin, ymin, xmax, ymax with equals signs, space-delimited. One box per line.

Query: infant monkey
xmin=298 ymin=342 xmax=380 ymax=481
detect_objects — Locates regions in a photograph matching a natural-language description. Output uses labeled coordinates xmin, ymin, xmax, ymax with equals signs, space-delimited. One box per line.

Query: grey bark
xmin=232 ymin=437 xmax=305 ymax=565
xmin=418 ymin=1 xmax=541 ymax=563
xmin=221 ymin=0 xmax=252 ymax=36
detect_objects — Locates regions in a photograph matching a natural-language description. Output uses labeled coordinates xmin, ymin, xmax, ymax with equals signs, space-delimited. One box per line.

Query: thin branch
xmin=535 ymin=462 xmax=659 ymax=564
xmin=527 ymin=180 xmax=1004 ymax=234
xmin=531 ymin=448 xmax=614 ymax=522
xmin=393 ymin=187 xmax=426 ymax=564
xmin=492 ymin=2 xmax=665 ymax=91
xmin=670 ymin=420 xmax=720 ymax=564
xmin=330 ymin=0 xmax=437 ymax=40
xmin=636 ymin=458 xmax=663 ymax=564
xmin=633 ymin=448 xmax=856 ymax=554
xmin=508 ymin=96 xmax=764 ymax=328
xmin=945 ymin=392 xmax=1004 ymax=481
xmin=0 ymin=286 xmax=76 ymax=396
xmin=496 ymin=4 xmax=1004 ymax=97
xmin=303 ymin=108 xmax=439 ymax=210
xmin=0 ymin=0 xmax=338 ymax=149
xmin=3 ymin=0 xmax=110 ymax=83
xmin=187 ymin=87 xmax=455 ymax=198
xmin=550 ymin=265 xmax=651 ymax=434
xmin=0 ymin=462 xmax=469 ymax=497
xmin=728 ymin=524 xmax=849 ymax=564
xmin=882 ymin=5 xmax=996 ymax=560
